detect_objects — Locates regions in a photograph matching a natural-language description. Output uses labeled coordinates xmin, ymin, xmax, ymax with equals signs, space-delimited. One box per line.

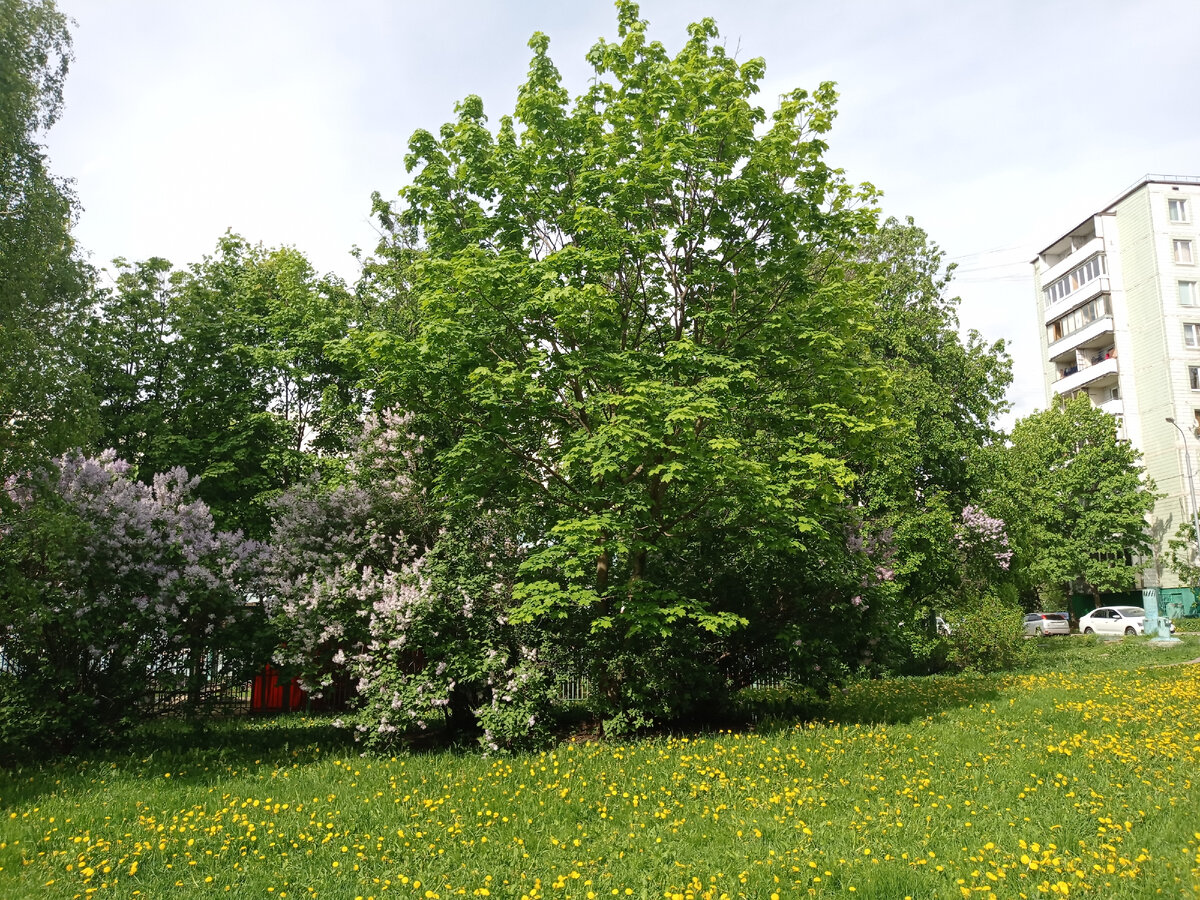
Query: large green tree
xmin=995 ymin=394 xmax=1156 ymax=605
xmin=0 ymin=0 xmax=92 ymax=474
xmin=360 ymin=3 xmax=894 ymax=729
xmin=84 ymin=236 xmax=362 ymax=537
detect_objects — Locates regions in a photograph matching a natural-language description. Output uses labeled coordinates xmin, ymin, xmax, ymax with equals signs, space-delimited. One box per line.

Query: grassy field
xmin=2 ymin=636 xmax=1199 ymax=900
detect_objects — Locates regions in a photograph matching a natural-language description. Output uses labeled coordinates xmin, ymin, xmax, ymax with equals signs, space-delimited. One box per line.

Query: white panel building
xmin=1032 ymin=174 xmax=1200 ymax=606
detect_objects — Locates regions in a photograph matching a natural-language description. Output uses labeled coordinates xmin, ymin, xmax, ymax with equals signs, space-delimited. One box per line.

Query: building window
xmin=1175 ymin=239 xmax=1195 ymax=264
xmin=1169 ymin=198 xmax=1190 ymax=223
xmin=1042 ymin=253 xmax=1106 ymax=305
xmin=1186 ymin=324 xmax=1200 ymax=348
xmin=1190 ymin=366 xmax=1200 ymax=391
xmin=1182 ymin=281 xmax=1199 ymax=306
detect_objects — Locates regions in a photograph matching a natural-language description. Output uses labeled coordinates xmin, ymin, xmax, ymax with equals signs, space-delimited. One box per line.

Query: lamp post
xmin=1162 ymin=416 xmax=1198 ymax=641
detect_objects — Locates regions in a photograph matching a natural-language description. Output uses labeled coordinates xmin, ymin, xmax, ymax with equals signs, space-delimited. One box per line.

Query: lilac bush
xmin=266 ymin=413 xmax=554 ymax=752
xmin=0 ymin=451 xmax=269 ymax=756
xmin=267 ymin=411 xmax=435 ymax=699
xmin=344 ymin=543 xmax=554 ymax=753
xmin=955 ymin=504 xmax=1014 ymax=583
xmin=942 ymin=505 xmax=1028 ymax=672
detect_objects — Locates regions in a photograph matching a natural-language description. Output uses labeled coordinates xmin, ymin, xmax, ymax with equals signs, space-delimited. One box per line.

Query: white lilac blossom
xmin=0 ymin=450 xmax=269 ymax=739
xmin=264 ymin=411 xmax=552 ymax=753
xmin=957 ymin=505 xmax=1014 ymax=570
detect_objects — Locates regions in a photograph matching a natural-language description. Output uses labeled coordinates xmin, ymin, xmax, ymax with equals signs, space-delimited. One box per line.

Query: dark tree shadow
xmin=739 ymin=674 xmax=1003 ymax=731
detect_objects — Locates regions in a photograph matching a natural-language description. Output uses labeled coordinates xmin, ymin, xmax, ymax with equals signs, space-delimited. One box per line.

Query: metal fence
xmin=0 ymin=648 xmax=344 ymax=717
xmin=557 ymin=672 xmax=591 ymax=703
xmin=0 ymin=648 xmax=791 ymax=715
xmin=140 ymin=653 xmax=258 ymax=716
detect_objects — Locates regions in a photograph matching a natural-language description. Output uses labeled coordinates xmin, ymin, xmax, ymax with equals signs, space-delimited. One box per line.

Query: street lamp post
xmin=1163 ymin=416 xmax=1198 ymax=641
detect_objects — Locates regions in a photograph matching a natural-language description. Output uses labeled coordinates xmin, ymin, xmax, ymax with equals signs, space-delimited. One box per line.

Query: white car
xmin=1078 ymin=606 xmax=1176 ymax=636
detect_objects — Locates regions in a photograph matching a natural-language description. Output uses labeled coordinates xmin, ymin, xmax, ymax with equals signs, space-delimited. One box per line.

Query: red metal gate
xmin=250 ymin=664 xmax=307 ymax=713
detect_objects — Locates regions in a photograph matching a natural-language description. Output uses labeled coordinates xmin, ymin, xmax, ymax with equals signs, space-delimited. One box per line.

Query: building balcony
xmin=1040 ymin=235 xmax=1106 ymax=286
xmin=1098 ymin=397 xmax=1123 ymax=417
xmin=1052 ymin=355 xmax=1119 ymax=395
xmin=1047 ymin=314 xmax=1115 ymax=364
xmin=1044 ymin=275 xmax=1111 ymax=318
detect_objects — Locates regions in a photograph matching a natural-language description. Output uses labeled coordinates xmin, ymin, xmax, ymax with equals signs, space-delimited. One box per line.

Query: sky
xmin=43 ymin=0 xmax=1200 ymax=427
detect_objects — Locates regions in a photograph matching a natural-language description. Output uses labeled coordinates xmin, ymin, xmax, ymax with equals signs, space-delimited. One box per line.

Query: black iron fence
xmin=0 ymin=647 xmax=349 ymax=717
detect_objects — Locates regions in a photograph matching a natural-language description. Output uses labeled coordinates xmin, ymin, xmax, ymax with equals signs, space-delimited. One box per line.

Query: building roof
xmin=1033 ymin=174 xmax=1200 ymax=260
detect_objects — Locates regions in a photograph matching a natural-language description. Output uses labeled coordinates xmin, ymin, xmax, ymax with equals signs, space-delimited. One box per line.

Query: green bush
xmin=0 ymin=674 xmax=51 ymax=762
xmin=944 ymin=592 xmax=1031 ymax=673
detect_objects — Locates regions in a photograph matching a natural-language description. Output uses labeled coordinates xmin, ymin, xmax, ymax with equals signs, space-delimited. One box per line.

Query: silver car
xmin=1024 ymin=612 xmax=1070 ymax=636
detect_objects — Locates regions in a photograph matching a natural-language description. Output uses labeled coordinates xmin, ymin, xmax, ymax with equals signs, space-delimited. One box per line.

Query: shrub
xmin=943 ymin=592 xmax=1030 ymax=673
xmin=267 ymin=414 xmax=557 ymax=753
xmin=0 ymin=452 xmax=269 ymax=758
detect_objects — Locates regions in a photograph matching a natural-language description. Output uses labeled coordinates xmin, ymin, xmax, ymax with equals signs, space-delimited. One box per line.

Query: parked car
xmin=1023 ymin=612 xmax=1070 ymax=636
xmin=1077 ymin=606 xmax=1176 ymax=636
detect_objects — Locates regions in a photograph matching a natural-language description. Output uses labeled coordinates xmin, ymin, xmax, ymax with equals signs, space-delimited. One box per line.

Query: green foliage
xmin=942 ymin=592 xmax=1031 ymax=673
xmin=995 ymin=394 xmax=1158 ymax=603
xmin=1165 ymin=521 xmax=1200 ymax=589
xmin=359 ymin=1 xmax=895 ymax=730
xmin=83 ymin=237 xmax=363 ymax=537
xmin=851 ymin=217 xmax=1013 ymax=614
xmin=0 ymin=672 xmax=57 ymax=761
xmin=0 ymin=0 xmax=93 ymax=475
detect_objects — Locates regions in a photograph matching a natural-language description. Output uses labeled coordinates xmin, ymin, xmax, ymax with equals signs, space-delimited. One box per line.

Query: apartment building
xmin=1032 ymin=174 xmax=1200 ymax=607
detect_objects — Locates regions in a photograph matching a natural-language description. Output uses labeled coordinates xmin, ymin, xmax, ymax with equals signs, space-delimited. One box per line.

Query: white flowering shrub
xmin=0 ymin=452 xmax=269 ymax=757
xmin=266 ymin=413 xmax=555 ymax=752
xmin=266 ymin=411 xmax=438 ymax=699
xmin=346 ymin=544 xmax=555 ymax=753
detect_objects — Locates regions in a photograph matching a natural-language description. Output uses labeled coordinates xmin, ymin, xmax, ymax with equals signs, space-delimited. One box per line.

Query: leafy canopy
xmin=996 ymin=394 xmax=1157 ymax=600
xmin=84 ymin=236 xmax=363 ymax=538
xmin=0 ymin=0 xmax=92 ymax=475
xmin=352 ymin=3 xmax=902 ymax=730
xmin=368 ymin=3 xmax=889 ymax=635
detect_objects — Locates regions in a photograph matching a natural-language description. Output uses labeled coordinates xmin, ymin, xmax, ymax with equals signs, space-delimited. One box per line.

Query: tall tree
xmin=0 ymin=0 xmax=92 ymax=475
xmin=84 ymin=236 xmax=362 ymax=538
xmin=83 ymin=257 xmax=178 ymax=467
xmin=362 ymin=2 xmax=893 ymax=729
xmin=995 ymin=394 xmax=1157 ymax=606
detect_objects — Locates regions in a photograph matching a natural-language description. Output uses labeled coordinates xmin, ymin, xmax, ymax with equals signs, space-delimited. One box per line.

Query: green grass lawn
xmin=2 ymin=636 xmax=1199 ymax=900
